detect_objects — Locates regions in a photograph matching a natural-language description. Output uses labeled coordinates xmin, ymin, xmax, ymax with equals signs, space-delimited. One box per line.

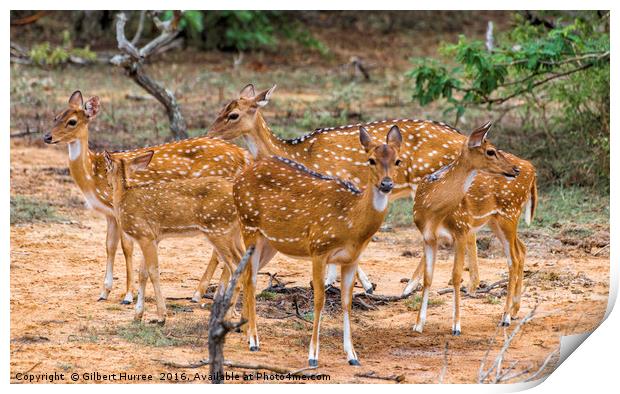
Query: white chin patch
xmin=372 ymin=187 xmax=389 ymax=212
xmin=68 ymin=140 xmax=81 ymax=161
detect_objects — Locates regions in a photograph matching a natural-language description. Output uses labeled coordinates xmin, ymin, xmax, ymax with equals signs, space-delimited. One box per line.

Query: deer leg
xmin=308 ymin=256 xmax=327 ymax=367
xmin=355 ymin=265 xmax=374 ymax=294
xmin=192 ymin=252 xmax=220 ymax=303
xmin=466 ymin=232 xmax=480 ymax=295
xmin=141 ymin=239 xmax=166 ymax=325
xmin=413 ymin=238 xmax=437 ymax=333
xmin=134 ymin=249 xmax=149 ymax=322
xmin=119 ymin=230 xmax=135 ymax=304
xmin=324 ymin=264 xmax=338 ymax=287
xmin=99 ymin=216 xmax=121 ymax=301
xmin=510 ymin=237 xmax=527 ymax=317
xmin=402 ymin=254 xmax=425 ymax=297
xmin=341 ymin=261 xmax=360 ymax=365
xmin=452 ymin=236 xmax=467 ymax=335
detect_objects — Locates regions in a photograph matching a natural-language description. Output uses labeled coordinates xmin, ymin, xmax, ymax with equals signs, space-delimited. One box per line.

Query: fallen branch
xmin=355 ymin=371 xmax=405 ymax=383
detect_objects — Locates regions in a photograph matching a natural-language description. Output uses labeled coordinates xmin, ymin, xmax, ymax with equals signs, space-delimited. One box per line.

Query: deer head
xmin=461 ymin=121 xmax=520 ymax=179
xmin=104 ymin=150 xmax=154 ymax=192
xmin=43 ymin=90 xmax=100 ymax=144
xmin=208 ymin=84 xmax=276 ymax=140
xmin=359 ymin=125 xmax=402 ymax=194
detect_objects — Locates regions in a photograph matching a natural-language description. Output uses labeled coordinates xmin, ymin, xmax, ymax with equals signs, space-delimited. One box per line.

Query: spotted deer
xmin=412 ymin=121 xmax=537 ymax=335
xmin=104 ymin=150 xmax=245 ymax=323
xmin=234 ymin=126 xmax=402 ymax=367
xmin=43 ymin=90 xmax=251 ymax=304
xmin=208 ymin=84 xmax=537 ymax=300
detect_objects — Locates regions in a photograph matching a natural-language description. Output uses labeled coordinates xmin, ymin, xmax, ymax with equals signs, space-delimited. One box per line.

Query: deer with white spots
xmin=233 ymin=126 xmax=402 ymax=367
xmin=43 ymin=91 xmax=251 ymax=304
xmin=103 ymin=150 xmax=245 ymax=324
xmin=412 ymin=121 xmax=537 ymax=335
xmin=209 ymin=84 xmax=537 ymax=305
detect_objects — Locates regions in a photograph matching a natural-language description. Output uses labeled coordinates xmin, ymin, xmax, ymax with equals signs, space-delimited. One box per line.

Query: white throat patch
xmin=68 ymin=140 xmax=81 ymax=161
xmin=244 ymin=135 xmax=259 ymax=158
xmin=463 ymin=170 xmax=478 ymax=193
xmin=372 ymin=187 xmax=389 ymax=212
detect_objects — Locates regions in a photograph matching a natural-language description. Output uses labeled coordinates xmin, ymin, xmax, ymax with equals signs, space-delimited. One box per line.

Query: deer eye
xmin=395 ymin=159 xmax=402 ymax=166
xmin=486 ymin=149 xmax=496 ymax=157
xmin=368 ymin=158 xmax=376 ymax=165
xmin=228 ymin=113 xmax=239 ymax=121
xmin=67 ymin=119 xmax=78 ymax=127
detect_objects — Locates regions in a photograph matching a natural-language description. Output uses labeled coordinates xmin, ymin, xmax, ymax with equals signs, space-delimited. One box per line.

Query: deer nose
xmin=43 ymin=133 xmax=53 ymax=144
xmin=379 ymin=178 xmax=394 ymax=193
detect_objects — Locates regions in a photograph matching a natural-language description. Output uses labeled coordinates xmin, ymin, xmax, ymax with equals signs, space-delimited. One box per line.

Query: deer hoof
xmin=500 ymin=320 xmax=510 ymax=327
xmin=249 ymin=346 xmax=260 ymax=352
xmin=308 ymin=359 xmax=318 ymax=367
xmin=348 ymin=359 xmax=361 ymax=366
xmin=120 ymin=299 xmax=131 ymax=305
xmin=451 ymin=329 xmax=461 ymax=336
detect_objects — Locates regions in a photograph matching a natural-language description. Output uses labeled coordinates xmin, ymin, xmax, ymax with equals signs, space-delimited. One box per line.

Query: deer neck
xmin=67 ymin=130 xmax=97 ymax=194
xmin=426 ymin=156 xmax=478 ymax=214
xmin=245 ymin=112 xmax=290 ymax=159
xmin=350 ymin=178 xmax=390 ymax=234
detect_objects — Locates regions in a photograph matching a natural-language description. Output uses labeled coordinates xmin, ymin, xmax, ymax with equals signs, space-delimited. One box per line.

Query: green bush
xmin=406 ymin=11 xmax=609 ymax=190
xmin=10 ymin=196 xmax=63 ymax=224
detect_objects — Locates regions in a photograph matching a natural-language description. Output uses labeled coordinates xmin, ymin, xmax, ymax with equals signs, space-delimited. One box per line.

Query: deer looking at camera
xmin=104 ymin=151 xmax=245 ymax=324
xmin=44 ymin=91 xmax=251 ymax=304
xmin=208 ymin=85 xmax=536 ymax=300
xmin=234 ymin=125 xmax=403 ymax=367
xmin=412 ymin=121 xmax=537 ymax=335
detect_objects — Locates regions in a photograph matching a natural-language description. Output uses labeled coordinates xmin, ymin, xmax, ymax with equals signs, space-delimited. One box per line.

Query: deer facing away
xmin=412 ymin=121 xmax=537 ymax=335
xmin=43 ymin=90 xmax=251 ymax=304
xmin=208 ymin=84 xmax=536 ymax=303
xmin=233 ymin=125 xmax=403 ymax=367
xmin=104 ymin=151 xmax=245 ymax=323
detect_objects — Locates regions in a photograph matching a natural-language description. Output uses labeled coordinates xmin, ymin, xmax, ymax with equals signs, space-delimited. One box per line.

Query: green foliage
xmin=28 ymin=39 xmax=97 ymax=67
xmin=531 ymin=185 xmax=609 ymax=229
xmin=405 ymin=294 xmax=445 ymax=311
xmin=117 ymin=323 xmax=182 ymax=347
xmin=10 ymin=195 xmax=63 ymax=224
xmin=406 ymin=12 xmax=610 ymax=189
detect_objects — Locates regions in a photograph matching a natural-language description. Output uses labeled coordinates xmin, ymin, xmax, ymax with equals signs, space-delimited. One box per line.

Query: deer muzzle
xmin=43 ymin=132 xmax=54 ymax=144
xmin=379 ymin=177 xmax=394 ymax=193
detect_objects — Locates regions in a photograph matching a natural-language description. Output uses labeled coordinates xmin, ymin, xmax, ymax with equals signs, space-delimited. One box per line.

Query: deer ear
xmin=255 ymin=85 xmax=276 ymax=107
xmin=467 ymin=121 xmax=493 ymax=149
xmin=386 ymin=125 xmax=402 ymax=149
xmin=240 ymin=84 xmax=256 ymax=98
xmin=359 ymin=126 xmax=374 ymax=152
xmin=129 ymin=151 xmax=154 ymax=172
xmin=103 ymin=150 xmax=113 ymax=167
xmin=68 ymin=90 xmax=84 ymax=109
xmin=84 ymin=96 xmax=100 ymax=119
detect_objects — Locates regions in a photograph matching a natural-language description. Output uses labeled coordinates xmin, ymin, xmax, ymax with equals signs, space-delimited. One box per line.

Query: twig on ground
xmin=355 ymin=371 xmax=405 ymax=383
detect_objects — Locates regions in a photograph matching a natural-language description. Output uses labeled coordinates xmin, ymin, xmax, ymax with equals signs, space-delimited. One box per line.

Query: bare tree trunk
xmin=208 ymin=246 xmax=255 ymax=384
xmin=111 ymin=11 xmax=188 ymax=140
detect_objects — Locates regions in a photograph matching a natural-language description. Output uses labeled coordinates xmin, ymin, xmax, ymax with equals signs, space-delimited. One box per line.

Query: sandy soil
xmin=10 ymin=141 xmax=609 ymax=384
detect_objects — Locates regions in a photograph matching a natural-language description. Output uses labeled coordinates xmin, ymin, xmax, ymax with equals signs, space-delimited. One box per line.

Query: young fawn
xmin=44 ymin=91 xmax=251 ymax=303
xmin=233 ymin=126 xmax=403 ymax=367
xmin=208 ymin=84 xmax=536 ymax=296
xmin=104 ymin=151 xmax=245 ymax=324
xmin=412 ymin=121 xmax=537 ymax=335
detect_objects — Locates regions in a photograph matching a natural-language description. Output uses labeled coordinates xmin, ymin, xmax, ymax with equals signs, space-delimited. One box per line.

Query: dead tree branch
xmin=111 ymin=11 xmax=188 ymax=139
xmin=207 ymin=245 xmax=255 ymax=383
xmin=354 ymin=371 xmax=405 ymax=383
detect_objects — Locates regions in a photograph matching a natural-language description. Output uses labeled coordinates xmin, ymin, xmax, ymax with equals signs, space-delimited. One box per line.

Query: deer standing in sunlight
xmin=43 ymin=91 xmax=251 ymax=304
xmin=412 ymin=121 xmax=537 ymax=335
xmin=104 ymin=151 xmax=245 ymax=324
xmin=208 ymin=84 xmax=537 ymax=315
xmin=234 ymin=126 xmax=402 ymax=367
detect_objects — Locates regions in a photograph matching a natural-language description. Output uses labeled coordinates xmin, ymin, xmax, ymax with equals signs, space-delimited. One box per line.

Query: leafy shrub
xmin=10 ymin=196 xmax=63 ymax=224
xmin=29 ymin=42 xmax=97 ymax=66
xmin=406 ymin=12 xmax=610 ymax=190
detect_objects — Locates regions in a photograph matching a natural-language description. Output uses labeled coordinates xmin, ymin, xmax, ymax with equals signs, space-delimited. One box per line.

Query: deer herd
xmin=43 ymin=85 xmax=537 ymax=367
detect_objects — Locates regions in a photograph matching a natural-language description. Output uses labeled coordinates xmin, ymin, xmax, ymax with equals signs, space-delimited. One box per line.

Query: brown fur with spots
xmin=411 ymin=121 xmax=537 ymax=336
xmin=44 ymin=90 xmax=251 ymax=304
xmin=233 ymin=126 xmax=402 ymax=367
xmin=104 ymin=151 xmax=245 ymax=324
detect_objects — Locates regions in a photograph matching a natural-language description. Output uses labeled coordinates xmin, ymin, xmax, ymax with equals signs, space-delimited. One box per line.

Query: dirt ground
xmin=9 ymin=140 xmax=609 ymax=384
